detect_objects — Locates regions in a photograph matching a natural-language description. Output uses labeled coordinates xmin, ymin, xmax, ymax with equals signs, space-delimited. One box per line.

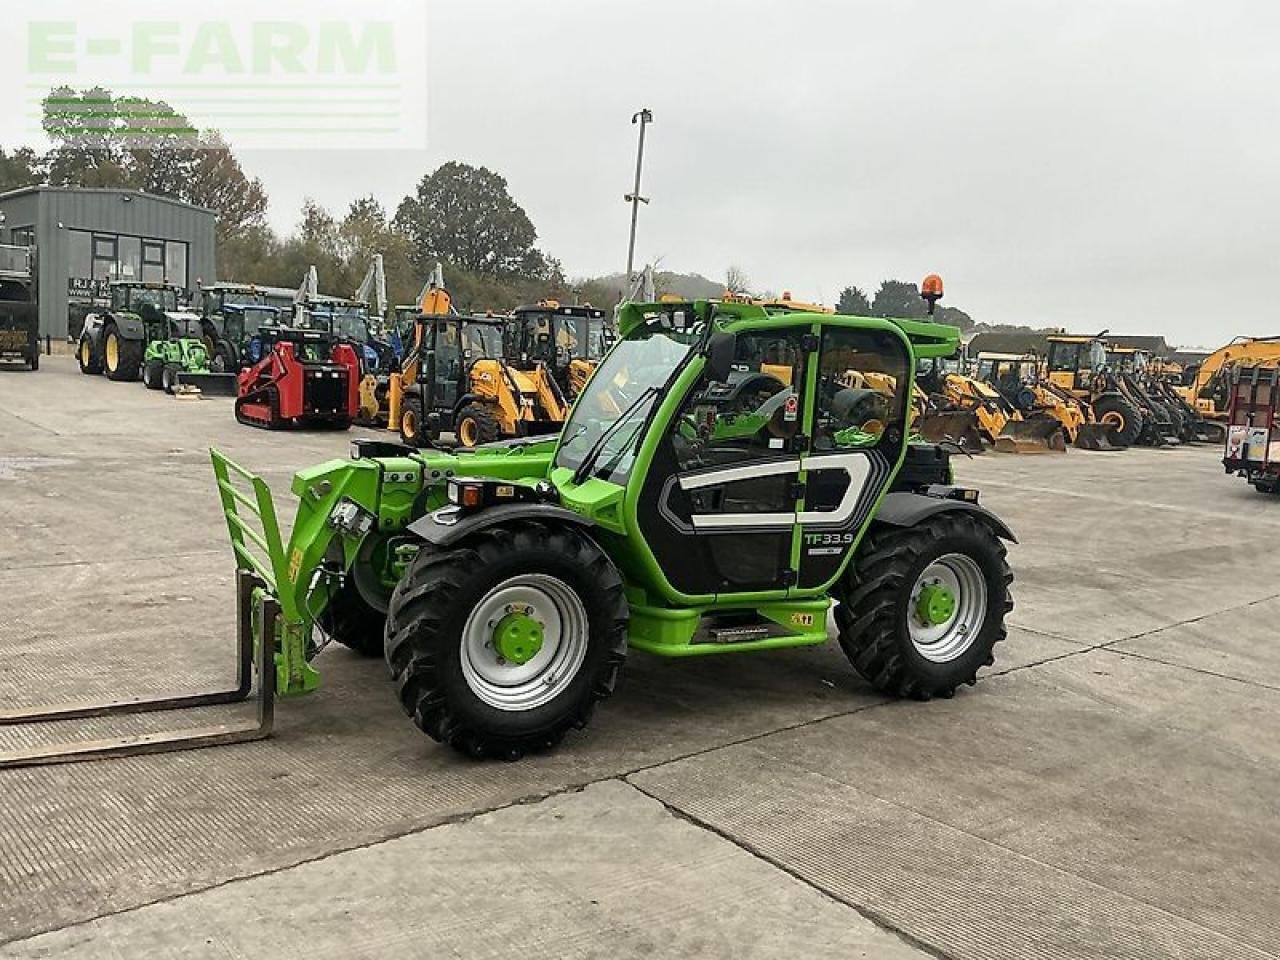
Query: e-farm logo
xmin=29 ymin=21 xmax=396 ymax=77
xmin=15 ymin=4 xmax=427 ymax=150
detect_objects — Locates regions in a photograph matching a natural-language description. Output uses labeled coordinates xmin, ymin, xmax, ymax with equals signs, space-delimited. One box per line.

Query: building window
xmin=68 ymin=230 xmax=92 ymax=280
xmin=92 ymin=235 xmax=118 ymax=281
xmin=165 ymin=241 xmax=188 ymax=288
xmin=141 ymin=240 xmax=165 ymax=283
xmin=117 ymin=235 xmax=140 ymax=281
xmin=93 ymin=235 xmax=117 ymax=263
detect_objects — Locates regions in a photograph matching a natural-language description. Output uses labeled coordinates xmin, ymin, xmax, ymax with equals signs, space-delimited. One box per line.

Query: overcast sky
xmin=230 ymin=0 xmax=1277 ymax=348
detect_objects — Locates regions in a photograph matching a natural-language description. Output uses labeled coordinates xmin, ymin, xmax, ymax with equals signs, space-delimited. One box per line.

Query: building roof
xmin=966 ymin=331 xmax=1053 ymax=356
xmin=1107 ymin=335 xmax=1174 ymax=356
xmin=0 ymin=185 xmax=216 ymax=217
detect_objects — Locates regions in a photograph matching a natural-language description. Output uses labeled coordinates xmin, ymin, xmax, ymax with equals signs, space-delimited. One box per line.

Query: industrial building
xmin=0 ymin=186 xmax=216 ymax=339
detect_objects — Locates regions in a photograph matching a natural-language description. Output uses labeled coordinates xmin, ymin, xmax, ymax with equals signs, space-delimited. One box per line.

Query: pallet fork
xmin=0 ymin=572 xmax=275 ymax=769
xmin=0 ymin=455 xmax=299 ymax=769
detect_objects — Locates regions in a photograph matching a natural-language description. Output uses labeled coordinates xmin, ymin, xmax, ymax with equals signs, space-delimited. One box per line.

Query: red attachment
xmin=1224 ymin=365 xmax=1280 ymax=477
xmin=234 ymin=338 xmax=360 ymax=430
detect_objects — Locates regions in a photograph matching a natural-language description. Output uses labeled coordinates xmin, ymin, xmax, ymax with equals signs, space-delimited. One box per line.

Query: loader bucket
xmin=1073 ymin=422 xmax=1122 ymax=451
xmin=916 ymin=410 xmax=986 ymax=454
xmin=176 ymin=371 xmax=239 ymax=397
xmin=993 ymin=416 xmax=1067 ymax=454
xmin=1195 ymin=420 xmax=1227 ymax=444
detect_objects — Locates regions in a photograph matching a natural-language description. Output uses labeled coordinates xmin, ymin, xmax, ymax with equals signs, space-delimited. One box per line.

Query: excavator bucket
xmin=1073 ymin=422 xmax=1121 ymax=451
xmin=993 ymin=415 xmax=1067 ymax=454
xmin=916 ymin=410 xmax=986 ymax=454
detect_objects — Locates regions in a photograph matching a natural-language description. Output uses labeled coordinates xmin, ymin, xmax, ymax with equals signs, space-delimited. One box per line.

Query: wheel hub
xmin=492 ymin=607 xmax=544 ymax=665
xmin=915 ymin=582 xmax=956 ymax=626
xmin=460 ymin=574 xmax=589 ymax=712
xmin=907 ymin=554 xmax=988 ymax=663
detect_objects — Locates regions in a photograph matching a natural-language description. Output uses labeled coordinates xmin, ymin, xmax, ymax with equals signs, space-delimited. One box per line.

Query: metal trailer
xmin=1224 ymin=364 xmax=1280 ymax=495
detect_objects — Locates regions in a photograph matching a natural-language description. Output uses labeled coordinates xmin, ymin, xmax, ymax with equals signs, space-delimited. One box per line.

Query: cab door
xmin=795 ymin=325 xmax=910 ymax=590
xmin=636 ymin=326 xmax=814 ymax=597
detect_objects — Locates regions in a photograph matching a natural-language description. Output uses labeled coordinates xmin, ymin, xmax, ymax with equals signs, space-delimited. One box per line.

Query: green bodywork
xmin=211 ymin=298 xmax=961 ymax=696
xmin=145 ymin=337 xmax=212 ymax=373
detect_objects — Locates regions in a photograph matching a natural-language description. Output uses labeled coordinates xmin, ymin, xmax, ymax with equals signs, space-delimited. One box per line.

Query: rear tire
xmin=1092 ymin=395 xmax=1142 ymax=447
xmin=385 ymin=521 xmax=628 ymax=759
xmin=833 ymin=512 xmax=1012 ymax=699
xmin=78 ymin=334 xmax=102 ymax=374
xmin=143 ymin=358 xmax=165 ymax=390
xmin=211 ymin=339 xmax=238 ymax=373
xmin=104 ymin=329 xmax=143 ymax=382
xmin=318 ymin=577 xmax=386 ymax=657
xmin=455 ymin=403 xmax=501 ymax=448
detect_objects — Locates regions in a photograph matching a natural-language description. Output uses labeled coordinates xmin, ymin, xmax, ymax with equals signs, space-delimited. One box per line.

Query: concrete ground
xmin=1 ymin=356 xmax=1277 ymax=959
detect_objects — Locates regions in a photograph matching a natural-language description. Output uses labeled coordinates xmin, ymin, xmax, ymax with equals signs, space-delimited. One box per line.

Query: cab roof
xmin=616 ymin=299 xmax=961 ymax=359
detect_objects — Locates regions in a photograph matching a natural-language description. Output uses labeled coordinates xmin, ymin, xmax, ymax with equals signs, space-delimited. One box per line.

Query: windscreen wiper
xmin=571 ymin=385 xmax=659 ymax=486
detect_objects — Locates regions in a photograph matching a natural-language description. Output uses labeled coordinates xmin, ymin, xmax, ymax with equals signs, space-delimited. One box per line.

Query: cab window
xmin=814 ymin=327 xmax=909 ymax=451
xmin=671 ymin=328 xmax=808 ymax=471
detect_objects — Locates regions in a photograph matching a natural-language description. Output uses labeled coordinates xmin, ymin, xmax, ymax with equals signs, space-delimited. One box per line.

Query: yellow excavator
xmin=1179 ymin=336 xmax=1280 ymax=421
xmin=369 ymin=267 xmax=570 ymax=448
xmin=915 ymin=356 xmax=1067 ymax=453
xmin=976 ymin=351 xmax=1118 ymax=450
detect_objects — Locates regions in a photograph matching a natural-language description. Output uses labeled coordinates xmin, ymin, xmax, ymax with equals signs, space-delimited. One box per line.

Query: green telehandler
xmin=1 ymin=279 xmax=1015 ymax=768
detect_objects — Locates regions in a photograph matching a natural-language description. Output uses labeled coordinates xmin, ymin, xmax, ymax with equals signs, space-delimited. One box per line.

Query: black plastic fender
xmin=873 ymin=490 xmax=1017 ymax=543
xmin=112 ymin=314 xmax=146 ymax=340
xmin=452 ymin=393 xmax=482 ymax=416
xmin=407 ymin=502 xmax=595 ymax=549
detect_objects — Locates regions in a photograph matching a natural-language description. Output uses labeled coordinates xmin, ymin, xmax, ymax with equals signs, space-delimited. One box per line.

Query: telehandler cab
xmin=0 ymin=278 xmax=1015 ymax=768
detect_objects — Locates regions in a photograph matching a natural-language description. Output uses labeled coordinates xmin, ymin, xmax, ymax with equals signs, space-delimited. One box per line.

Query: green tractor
xmin=77 ymin=282 xmax=200 ymax=380
xmin=211 ymin=284 xmax=1014 ymax=760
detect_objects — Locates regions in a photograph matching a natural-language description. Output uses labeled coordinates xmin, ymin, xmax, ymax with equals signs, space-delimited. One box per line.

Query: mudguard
xmin=407 ymin=502 xmax=595 ymax=548
xmin=873 ymin=490 xmax=1017 ymax=543
xmin=112 ymin=314 xmax=147 ymax=340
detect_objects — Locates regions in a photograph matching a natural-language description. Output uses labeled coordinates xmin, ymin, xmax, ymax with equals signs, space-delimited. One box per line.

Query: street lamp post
xmin=624 ymin=108 xmax=653 ymax=281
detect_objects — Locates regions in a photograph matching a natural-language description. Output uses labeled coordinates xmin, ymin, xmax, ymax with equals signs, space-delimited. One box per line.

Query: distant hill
xmin=575 ymin=270 xmax=726 ymax=302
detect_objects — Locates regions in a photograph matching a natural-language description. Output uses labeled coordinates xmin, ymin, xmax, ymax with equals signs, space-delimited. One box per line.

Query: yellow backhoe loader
xmin=976 ymin=351 xmax=1118 ymax=450
xmin=916 ymin=357 xmax=1067 ymax=453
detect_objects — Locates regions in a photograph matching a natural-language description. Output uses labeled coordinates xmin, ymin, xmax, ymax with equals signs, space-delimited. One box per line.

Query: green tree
xmin=40 ymin=87 xmax=267 ymax=243
xmin=0 ymin=147 xmax=42 ymax=193
xmin=393 ymin=161 xmax=544 ymax=277
xmin=871 ymin=280 xmax=928 ymax=319
xmin=836 ymin=285 xmax=871 ymax=315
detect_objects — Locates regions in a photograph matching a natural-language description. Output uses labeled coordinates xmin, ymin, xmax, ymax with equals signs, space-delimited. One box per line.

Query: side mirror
xmin=704 ymin=331 xmax=736 ymax=383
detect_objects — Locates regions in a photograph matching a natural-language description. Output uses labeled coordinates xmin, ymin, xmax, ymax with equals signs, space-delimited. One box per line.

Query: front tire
xmin=161 ymin=363 xmax=181 ymax=394
xmin=143 ymin=357 xmax=165 ymax=390
xmin=385 ymin=521 xmax=628 ymax=759
xmin=399 ymin=394 xmax=429 ymax=448
xmin=1092 ymin=394 xmax=1142 ymax=447
xmin=834 ymin=512 xmax=1012 ymax=699
xmin=78 ymin=335 xmax=102 ymax=374
xmin=317 ymin=577 xmax=385 ymax=657
xmin=455 ymin=403 xmax=501 ymax=448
